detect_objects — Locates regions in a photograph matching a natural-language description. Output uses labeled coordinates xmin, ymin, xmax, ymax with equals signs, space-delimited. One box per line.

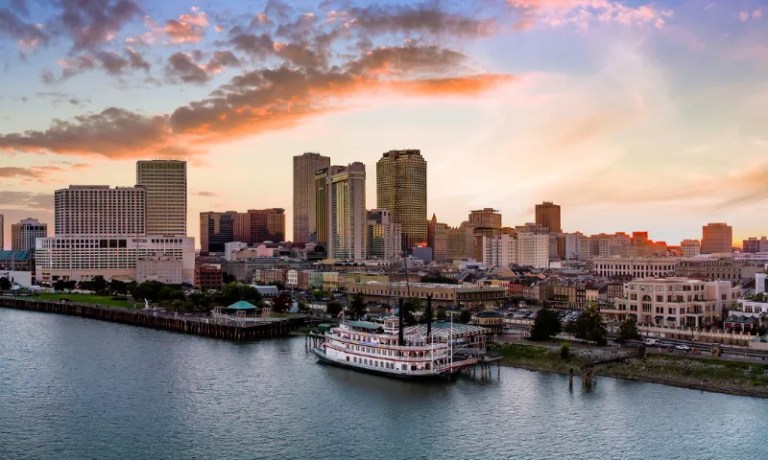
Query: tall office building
xmin=293 ymin=152 xmax=330 ymax=243
xmin=317 ymin=163 xmax=367 ymax=260
xmin=469 ymin=208 xmax=502 ymax=229
xmin=136 ymin=160 xmax=187 ymax=236
xmin=12 ymin=218 xmax=47 ymax=251
xmin=55 ymin=186 xmax=145 ymax=236
xmin=247 ymin=208 xmax=285 ymax=243
xmin=701 ymin=223 xmax=733 ymax=254
xmin=535 ymin=201 xmax=561 ymax=233
xmin=376 ymin=149 xmax=427 ymax=251
xmin=200 ymin=211 xmax=238 ymax=254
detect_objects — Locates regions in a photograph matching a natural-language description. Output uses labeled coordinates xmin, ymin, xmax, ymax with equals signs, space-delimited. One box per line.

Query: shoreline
xmin=495 ymin=342 xmax=768 ymax=399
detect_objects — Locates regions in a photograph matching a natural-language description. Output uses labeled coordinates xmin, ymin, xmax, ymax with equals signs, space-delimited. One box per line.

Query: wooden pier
xmin=0 ymin=297 xmax=308 ymax=341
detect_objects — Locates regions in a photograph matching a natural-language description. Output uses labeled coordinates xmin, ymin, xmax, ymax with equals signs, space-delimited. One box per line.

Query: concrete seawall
xmin=0 ymin=297 xmax=307 ymax=341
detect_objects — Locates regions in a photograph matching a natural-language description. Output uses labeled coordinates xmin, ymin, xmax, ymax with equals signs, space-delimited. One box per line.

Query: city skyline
xmin=2 ymin=0 xmax=768 ymax=247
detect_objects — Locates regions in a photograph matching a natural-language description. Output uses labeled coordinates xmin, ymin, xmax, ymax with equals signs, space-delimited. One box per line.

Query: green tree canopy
xmin=530 ymin=308 xmax=561 ymax=341
xmin=574 ymin=305 xmax=608 ymax=346
xmin=326 ymin=301 xmax=343 ymax=317
xmin=0 ymin=277 xmax=11 ymax=291
xmin=271 ymin=292 xmax=293 ymax=313
xmin=618 ymin=316 xmax=641 ymax=342
xmin=349 ymin=293 xmax=367 ymax=319
xmin=458 ymin=309 xmax=472 ymax=324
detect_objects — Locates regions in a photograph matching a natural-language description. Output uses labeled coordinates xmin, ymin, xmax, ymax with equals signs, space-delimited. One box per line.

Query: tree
xmin=222 ymin=273 xmax=236 ymax=284
xmin=349 ymin=293 xmax=367 ymax=319
xmin=618 ymin=316 xmax=641 ymax=342
xmin=326 ymin=301 xmax=343 ymax=317
xmin=530 ymin=308 xmax=561 ymax=341
xmin=271 ymin=292 xmax=293 ymax=314
xmin=436 ymin=308 xmax=447 ymax=321
xmin=90 ymin=275 xmax=108 ymax=294
xmin=109 ymin=279 xmax=127 ymax=296
xmin=0 ymin=277 xmax=11 ymax=291
xmin=458 ymin=309 xmax=472 ymax=324
xmin=574 ymin=305 xmax=608 ymax=346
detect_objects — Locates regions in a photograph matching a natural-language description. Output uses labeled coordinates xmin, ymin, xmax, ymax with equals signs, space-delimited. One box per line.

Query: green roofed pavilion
xmin=226 ymin=300 xmax=259 ymax=310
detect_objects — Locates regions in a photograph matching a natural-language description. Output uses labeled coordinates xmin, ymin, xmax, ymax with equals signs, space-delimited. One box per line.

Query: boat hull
xmin=312 ymin=347 xmax=455 ymax=381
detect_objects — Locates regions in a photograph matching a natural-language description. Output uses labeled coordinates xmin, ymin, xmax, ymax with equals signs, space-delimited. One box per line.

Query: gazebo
xmin=211 ymin=300 xmax=262 ymax=323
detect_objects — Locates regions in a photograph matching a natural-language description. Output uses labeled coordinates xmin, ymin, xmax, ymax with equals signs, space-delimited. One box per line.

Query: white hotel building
xmin=36 ymin=163 xmax=194 ymax=285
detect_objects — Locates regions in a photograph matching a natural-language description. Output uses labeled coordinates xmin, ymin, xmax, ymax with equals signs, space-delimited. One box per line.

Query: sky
xmin=1 ymin=0 xmax=767 ymax=249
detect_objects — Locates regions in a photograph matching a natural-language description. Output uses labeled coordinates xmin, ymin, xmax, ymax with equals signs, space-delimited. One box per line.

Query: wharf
xmin=0 ymin=296 xmax=308 ymax=341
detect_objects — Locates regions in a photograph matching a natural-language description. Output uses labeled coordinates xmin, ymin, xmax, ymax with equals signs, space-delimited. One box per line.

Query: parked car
xmin=676 ymin=344 xmax=691 ymax=351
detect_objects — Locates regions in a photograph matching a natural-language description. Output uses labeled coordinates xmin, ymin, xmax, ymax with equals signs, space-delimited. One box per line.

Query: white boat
xmin=312 ymin=316 xmax=487 ymax=379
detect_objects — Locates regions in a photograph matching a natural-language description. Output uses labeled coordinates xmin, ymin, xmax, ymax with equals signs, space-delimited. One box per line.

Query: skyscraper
xmin=368 ymin=209 xmax=402 ymax=261
xmin=55 ymin=185 xmax=146 ymax=236
xmin=293 ymin=152 xmax=330 ymax=243
xmin=376 ymin=149 xmax=427 ymax=251
xmin=136 ymin=160 xmax=187 ymax=236
xmin=535 ymin=201 xmax=561 ymax=233
xmin=468 ymin=208 xmax=502 ymax=229
xmin=317 ymin=163 xmax=367 ymax=260
xmin=701 ymin=223 xmax=733 ymax=254
xmin=11 ymin=218 xmax=47 ymax=251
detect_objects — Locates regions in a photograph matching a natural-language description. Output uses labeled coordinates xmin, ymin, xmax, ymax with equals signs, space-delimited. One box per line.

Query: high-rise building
xmin=247 ymin=208 xmax=285 ymax=243
xmin=317 ymin=163 xmax=367 ymax=260
xmin=701 ymin=223 xmax=733 ymax=254
xmin=55 ymin=186 xmax=146 ymax=236
xmin=293 ymin=152 xmax=330 ymax=243
xmin=469 ymin=208 xmax=501 ymax=229
xmin=427 ymin=214 xmax=449 ymax=262
xmin=368 ymin=209 xmax=402 ymax=261
xmin=200 ymin=211 xmax=238 ymax=254
xmin=535 ymin=201 xmax=562 ymax=233
xmin=11 ymin=218 xmax=47 ymax=251
xmin=136 ymin=160 xmax=187 ymax=236
xmin=516 ymin=232 xmax=550 ymax=269
xmin=376 ymin=149 xmax=427 ymax=251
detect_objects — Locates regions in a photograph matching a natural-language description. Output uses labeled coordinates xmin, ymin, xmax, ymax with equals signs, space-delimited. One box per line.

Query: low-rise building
xmin=195 ymin=264 xmax=223 ymax=290
xmin=346 ymin=281 xmax=506 ymax=309
xmin=604 ymin=277 xmax=739 ymax=328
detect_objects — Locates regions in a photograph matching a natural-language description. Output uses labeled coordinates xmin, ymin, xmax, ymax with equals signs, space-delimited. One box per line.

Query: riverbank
xmin=496 ymin=342 xmax=768 ymax=398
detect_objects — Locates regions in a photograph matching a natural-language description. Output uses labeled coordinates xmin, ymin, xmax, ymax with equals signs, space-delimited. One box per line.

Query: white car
xmin=675 ymin=344 xmax=691 ymax=351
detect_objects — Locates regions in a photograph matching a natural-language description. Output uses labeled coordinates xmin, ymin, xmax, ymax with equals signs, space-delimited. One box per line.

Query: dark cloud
xmin=57 ymin=0 xmax=143 ymax=51
xmin=347 ymin=4 xmax=495 ymax=37
xmin=229 ymin=32 xmax=274 ymax=57
xmin=206 ymin=50 xmax=240 ymax=73
xmin=35 ymin=91 xmax=91 ymax=107
xmin=348 ymin=46 xmax=468 ymax=76
xmin=0 ymin=8 xmax=49 ymax=49
xmin=0 ymin=107 xmax=172 ymax=158
xmin=166 ymin=52 xmax=208 ymax=83
xmin=125 ymin=47 xmax=150 ymax=71
xmin=0 ymin=191 xmax=54 ymax=211
xmin=95 ymin=50 xmax=129 ymax=75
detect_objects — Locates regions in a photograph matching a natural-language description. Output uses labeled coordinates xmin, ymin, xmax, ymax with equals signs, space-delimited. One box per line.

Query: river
xmin=1 ymin=308 xmax=765 ymax=460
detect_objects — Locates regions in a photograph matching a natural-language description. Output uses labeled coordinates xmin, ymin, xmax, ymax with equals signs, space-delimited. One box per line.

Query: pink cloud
xmin=164 ymin=10 xmax=209 ymax=44
xmin=508 ymin=0 xmax=673 ymax=30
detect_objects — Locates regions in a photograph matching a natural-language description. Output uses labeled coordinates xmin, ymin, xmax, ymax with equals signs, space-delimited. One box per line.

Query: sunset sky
xmin=1 ymin=0 xmax=767 ymax=249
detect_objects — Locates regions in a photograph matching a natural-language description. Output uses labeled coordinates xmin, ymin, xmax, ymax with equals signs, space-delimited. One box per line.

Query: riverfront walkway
xmin=0 ymin=296 xmax=308 ymax=341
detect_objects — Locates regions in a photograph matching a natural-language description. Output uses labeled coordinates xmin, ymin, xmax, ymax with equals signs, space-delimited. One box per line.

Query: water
xmin=1 ymin=308 xmax=766 ymax=460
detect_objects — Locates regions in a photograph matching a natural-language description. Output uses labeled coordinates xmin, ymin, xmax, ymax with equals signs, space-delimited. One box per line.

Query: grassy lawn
xmin=498 ymin=343 xmax=583 ymax=373
xmin=29 ymin=293 xmax=136 ymax=309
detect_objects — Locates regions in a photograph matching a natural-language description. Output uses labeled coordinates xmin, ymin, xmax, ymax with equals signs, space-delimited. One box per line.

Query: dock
xmin=0 ymin=297 xmax=308 ymax=341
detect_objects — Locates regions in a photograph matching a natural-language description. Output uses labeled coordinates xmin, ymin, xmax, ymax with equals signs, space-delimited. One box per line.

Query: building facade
xmin=36 ymin=236 xmax=194 ymax=284
xmin=317 ymin=163 xmax=367 ymax=261
xmin=248 ymin=208 xmax=285 ymax=243
xmin=592 ymin=257 xmax=678 ymax=279
xmin=468 ymin=208 xmax=501 ymax=230
xmin=368 ymin=209 xmax=402 ymax=261
xmin=199 ymin=211 xmax=238 ymax=254
xmin=376 ymin=149 xmax=427 ymax=251
xmin=605 ymin=277 xmax=739 ymax=328
xmin=11 ymin=218 xmax=48 ymax=251
xmin=136 ymin=160 xmax=187 ymax=236
xmin=55 ymin=186 xmax=145 ymax=236
xmin=535 ymin=201 xmax=562 ymax=233
xmin=680 ymin=239 xmax=701 ymax=257
xmin=701 ymin=222 xmax=732 ymax=254
xmin=742 ymin=236 xmax=768 ymax=253
xmin=293 ymin=152 xmax=331 ymax=243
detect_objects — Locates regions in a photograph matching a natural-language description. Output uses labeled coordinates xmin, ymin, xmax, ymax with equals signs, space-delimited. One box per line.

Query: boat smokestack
xmin=398 ymin=298 xmax=405 ymax=346
xmin=426 ymin=295 xmax=432 ymax=338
